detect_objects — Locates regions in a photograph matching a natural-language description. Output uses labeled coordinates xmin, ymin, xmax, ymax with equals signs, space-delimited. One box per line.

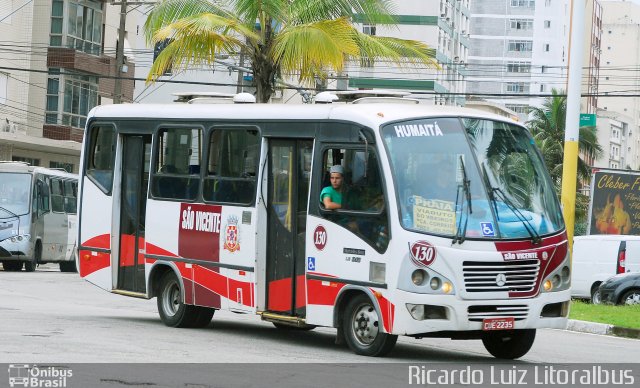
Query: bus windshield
xmin=0 ymin=173 xmax=31 ymax=216
xmin=382 ymin=117 xmax=564 ymax=240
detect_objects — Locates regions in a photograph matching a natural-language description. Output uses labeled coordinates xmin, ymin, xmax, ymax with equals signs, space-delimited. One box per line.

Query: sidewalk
xmin=566 ymin=319 xmax=640 ymax=339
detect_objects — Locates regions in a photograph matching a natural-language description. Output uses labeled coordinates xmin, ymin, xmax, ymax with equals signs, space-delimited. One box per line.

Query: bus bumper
xmin=391 ymin=289 xmax=570 ymax=336
xmin=0 ymin=239 xmax=33 ymax=262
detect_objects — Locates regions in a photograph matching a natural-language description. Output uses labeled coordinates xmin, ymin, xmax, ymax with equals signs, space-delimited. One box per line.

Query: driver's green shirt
xmin=320 ymin=186 xmax=342 ymax=205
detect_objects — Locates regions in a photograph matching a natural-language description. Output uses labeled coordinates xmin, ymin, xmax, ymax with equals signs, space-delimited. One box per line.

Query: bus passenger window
xmin=50 ymin=178 xmax=64 ymax=213
xmin=319 ymin=148 xmax=389 ymax=252
xmin=151 ymin=128 xmax=202 ymax=200
xmin=86 ymin=126 xmax=115 ymax=194
xmin=203 ymin=128 xmax=259 ymax=205
xmin=64 ymin=180 xmax=77 ymax=214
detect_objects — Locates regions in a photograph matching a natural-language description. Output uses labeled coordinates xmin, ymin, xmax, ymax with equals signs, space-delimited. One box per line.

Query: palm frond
xmin=351 ymin=33 xmax=438 ymax=68
xmin=288 ymin=0 xmax=396 ymax=24
xmin=144 ymin=0 xmax=229 ymax=44
xmin=272 ymin=18 xmax=359 ymax=83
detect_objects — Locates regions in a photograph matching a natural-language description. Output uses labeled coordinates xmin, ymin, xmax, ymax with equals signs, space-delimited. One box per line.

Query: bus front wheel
xmin=24 ymin=244 xmax=41 ymax=272
xmin=481 ymin=329 xmax=536 ymax=359
xmin=157 ymin=271 xmax=212 ymax=328
xmin=342 ymin=294 xmax=397 ymax=357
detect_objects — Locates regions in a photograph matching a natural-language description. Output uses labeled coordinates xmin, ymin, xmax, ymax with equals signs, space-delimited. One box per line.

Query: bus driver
xmin=320 ymin=165 xmax=345 ymax=210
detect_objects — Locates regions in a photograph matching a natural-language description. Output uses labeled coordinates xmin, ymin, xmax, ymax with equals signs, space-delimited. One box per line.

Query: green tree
xmin=144 ymin=0 xmax=438 ymax=102
xmin=527 ymin=89 xmax=603 ymax=222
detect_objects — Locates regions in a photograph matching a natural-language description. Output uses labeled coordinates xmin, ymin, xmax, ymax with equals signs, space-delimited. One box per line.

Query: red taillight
xmin=617 ymin=249 xmax=626 ymax=274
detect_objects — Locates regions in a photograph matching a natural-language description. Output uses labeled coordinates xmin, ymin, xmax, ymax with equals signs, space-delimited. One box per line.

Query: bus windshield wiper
xmin=492 ymin=186 xmax=541 ymax=244
xmin=453 ymin=156 xmax=472 ymax=245
xmin=480 ymin=162 xmax=539 ymax=243
xmin=0 ymin=206 xmax=19 ymax=218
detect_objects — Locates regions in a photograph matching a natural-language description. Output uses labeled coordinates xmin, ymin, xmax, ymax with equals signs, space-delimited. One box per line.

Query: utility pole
xmin=561 ymin=0 xmax=586 ymax=254
xmin=113 ymin=0 xmax=128 ymax=104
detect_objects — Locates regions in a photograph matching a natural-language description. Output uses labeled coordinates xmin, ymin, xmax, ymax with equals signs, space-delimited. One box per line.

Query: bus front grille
xmin=462 ymin=260 xmax=539 ymax=293
xmin=467 ymin=305 xmax=529 ymax=321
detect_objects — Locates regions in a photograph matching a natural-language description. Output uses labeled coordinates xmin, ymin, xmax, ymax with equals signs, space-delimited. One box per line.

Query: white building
xmin=0 ymin=0 xmax=139 ymax=172
xmin=467 ymin=0 xmax=570 ymax=121
xmin=594 ymin=109 xmax=639 ymax=170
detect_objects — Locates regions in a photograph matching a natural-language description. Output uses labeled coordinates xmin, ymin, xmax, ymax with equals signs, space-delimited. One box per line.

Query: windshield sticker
xmin=480 ymin=222 xmax=495 ymax=237
xmin=410 ymin=241 xmax=436 ymax=267
xmin=412 ymin=196 xmax=456 ymax=235
xmin=393 ymin=122 xmax=444 ymax=138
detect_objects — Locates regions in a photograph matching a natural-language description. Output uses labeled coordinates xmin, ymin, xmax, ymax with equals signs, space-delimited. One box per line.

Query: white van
xmin=571 ymin=235 xmax=640 ymax=302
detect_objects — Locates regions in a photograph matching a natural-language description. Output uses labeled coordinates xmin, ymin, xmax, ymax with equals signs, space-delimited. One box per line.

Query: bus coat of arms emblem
xmin=223 ymin=215 xmax=240 ymax=252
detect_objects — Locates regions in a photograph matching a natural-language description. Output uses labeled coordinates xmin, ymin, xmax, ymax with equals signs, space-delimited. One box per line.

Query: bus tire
xmin=191 ymin=307 xmax=215 ymax=328
xmin=2 ymin=261 xmax=23 ymax=271
xmin=59 ymin=260 xmax=77 ymax=273
xmin=342 ymin=294 xmax=397 ymax=357
xmin=481 ymin=329 xmax=536 ymax=360
xmin=24 ymin=243 xmax=41 ymax=272
xmin=156 ymin=271 xmax=200 ymax=328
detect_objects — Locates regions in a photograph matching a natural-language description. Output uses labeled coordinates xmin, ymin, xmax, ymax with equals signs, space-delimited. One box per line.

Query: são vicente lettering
xmin=181 ymin=206 xmax=221 ymax=233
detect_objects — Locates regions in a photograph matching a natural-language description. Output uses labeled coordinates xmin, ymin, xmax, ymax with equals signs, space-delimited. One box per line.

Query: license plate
xmin=482 ymin=317 xmax=515 ymax=331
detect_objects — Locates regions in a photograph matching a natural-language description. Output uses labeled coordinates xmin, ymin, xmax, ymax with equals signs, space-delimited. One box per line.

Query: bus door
xmin=117 ymin=134 xmax=151 ymax=294
xmin=266 ymin=139 xmax=313 ymax=316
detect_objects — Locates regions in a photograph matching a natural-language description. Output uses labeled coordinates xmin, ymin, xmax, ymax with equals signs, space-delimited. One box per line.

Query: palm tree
xmin=144 ymin=0 xmax=438 ymax=102
xmin=527 ymin=89 xmax=603 ymax=186
xmin=527 ymin=89 xmax=603 ymax=223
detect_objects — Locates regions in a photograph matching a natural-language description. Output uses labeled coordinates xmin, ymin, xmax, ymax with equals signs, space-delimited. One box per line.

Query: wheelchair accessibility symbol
xmin=307 ymin=257 xmax=316 ymax=271
xmin=480 ymin=222 xmax=495 ymax=237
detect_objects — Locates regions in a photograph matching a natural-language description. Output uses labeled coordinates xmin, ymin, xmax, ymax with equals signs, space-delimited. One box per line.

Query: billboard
xmin=588 ymin=169 xmax=640 ymax=235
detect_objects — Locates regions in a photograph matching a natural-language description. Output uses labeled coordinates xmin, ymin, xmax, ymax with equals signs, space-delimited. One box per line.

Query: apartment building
xmin=341 ymin=0 xmax=470 ymax=106
xmin=596 ymin=0 xmax=640 ymax=171
xmin=593 ymin=109 xmax=640 ymax=170
xmin=0 ymin=0 xmax=136 ymax=172
xmin=467 ymin=0 xmax=570 ymax=121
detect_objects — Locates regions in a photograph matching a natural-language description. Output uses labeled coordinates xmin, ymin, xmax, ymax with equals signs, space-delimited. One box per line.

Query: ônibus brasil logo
xmin=8 ymin=364 xmax=72 ymax=388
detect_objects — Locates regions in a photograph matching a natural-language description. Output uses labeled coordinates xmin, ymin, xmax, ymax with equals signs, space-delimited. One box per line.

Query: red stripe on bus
xmin=306 ymin=278 xmax=344 ymax=306
xmin=267 ymin=277 xmax=292 ymax=312
xmin=79 ymin=234 xmax=111 ymax=277
xmin=373 ymin=292 xmax=395 ymax=333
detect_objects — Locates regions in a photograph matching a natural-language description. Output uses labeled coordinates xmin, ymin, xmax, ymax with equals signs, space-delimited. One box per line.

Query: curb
xmin=567 ymin=319 xmax=640 ymax=339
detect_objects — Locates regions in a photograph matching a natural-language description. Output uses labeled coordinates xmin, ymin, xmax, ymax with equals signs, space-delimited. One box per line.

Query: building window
xmin=0 ymin=72 xmax=7 ymax=105
xmin=507 ymin=62 xmax=531 ymax=73
xmin=545 ymin=0 xmax=552 ymax=6
xmin=50 ymin=161 xmax=74 ymax=173
xmin=544 ymin=20 xmax=551 ymax=28
xmin=508 ymin=41 xmax=533 ymax=52
xmin=506 ymin=83 xmax=527 ymax=93
xmin=510 ymin=19 xmax=533 ymax=30
xmin=46 ymin=69 xmax=99 ymax=129
xmin=12 ymin=157 xmax=41 ymax=166
xmin=544 ymin=44 xmax=550 ymax=52
xmin=363 ymin=24 xmax=376 ymax=36
xmin=50 ymin=0 xmax=104 ymax=56
xmin=511 ymin=0 xmax=535 ymax=7
xmin=505 ymin=104 xmax=529 ymax=114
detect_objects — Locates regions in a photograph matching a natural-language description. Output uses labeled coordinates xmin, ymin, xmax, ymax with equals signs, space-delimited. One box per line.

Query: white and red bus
xmin=77 ymin=101 xmax=570 ymax=358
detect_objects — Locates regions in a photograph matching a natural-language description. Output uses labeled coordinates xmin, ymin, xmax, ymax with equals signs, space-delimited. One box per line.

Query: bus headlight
xmin=442 ymin=282 xmax=453 ymax=294
xmin=543 ymin=279 xmax=553 ymax=291
xmin=542 ymin=254 xmax=571 ymax=292
xmin=9 ymin=234 xmax=30 ymax=243
xmin=411 ymin=269 xmax=427 ymax=286
xmin=430 ymin=277 xmax=441 ymax=290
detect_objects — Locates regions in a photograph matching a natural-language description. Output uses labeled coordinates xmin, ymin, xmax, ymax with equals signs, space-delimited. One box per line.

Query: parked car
xmin=598 ymin=272 xmax=640 ymax=305
xmin=571 ymin=235 xmax=640 ymax=303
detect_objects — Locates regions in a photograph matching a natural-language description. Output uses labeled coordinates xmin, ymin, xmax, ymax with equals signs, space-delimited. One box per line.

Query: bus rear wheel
xmin=157 ymin=271 xmax=210 ymax=328
xmin=342 ymin=294 xmax=397 ymax=357
xmin=482 ymin=329 xmax=536 ymax=360
xmin=59 ymin=261 xmax=77 ymax=273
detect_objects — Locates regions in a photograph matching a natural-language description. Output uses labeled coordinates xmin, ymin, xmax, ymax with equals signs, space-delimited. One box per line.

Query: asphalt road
xmin=1 ymin=264 xmax=638 ymax=365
